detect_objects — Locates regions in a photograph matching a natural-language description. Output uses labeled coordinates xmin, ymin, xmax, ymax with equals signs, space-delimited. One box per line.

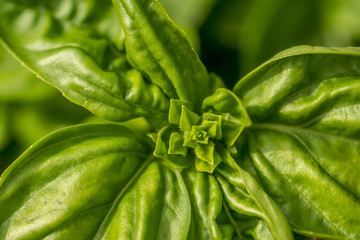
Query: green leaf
xmin=200 ymin=120 xmax=218 ymax=138
xmin=195 ymin=141 xmax=214 ymax=164
xmin=234 ymin=45 xmax=360 ymax=122
xmin=215 ymin=145 xmax=294 ymax=240
xmin=247 ymin=129 xmax=360 ymax=239
xmin=184 ymin=171 xmax=236 ymax=240
xmin=202 ymin=88 xmax=252 ymax=146
xmin=154 ymin=126 xmax=173 ymax=156
xmin=0 ymin=1 xmax=169 ymax=123
xmin=146 ymin=132 xmax=158 ymax=144
xmin=112 ymin=0 xmax=212 ymax=109
xmin=154 ymin=125 xmax=190 ymax=167
xmin=180 ymin=106 xmax=200 ymax=132
xmin=235 ymin=46 xmax=360 ymax=239
xmin=202 ymin=113 xmax=222 ymax=139
xmin=0 ymin=124 xmax=194 ymax=239
xmin=168 ymin=131 xmax=187 ymax=156
xmin=195 ymin=150 xmax=222 ymax=174
xmin=93 ymin=162 xmax=191 ymax=239
xmin=183 ymin=131 xmax=196 ymax=149
xmin=252 ymin=220 xmax=275 ymax=240
xmin=168 ymin=99 xmax=192 ymax=125
xmin=191 ymin=125 xmax=209 ymax=144
xmin=0 ymin=124 xmax=151 ymax=239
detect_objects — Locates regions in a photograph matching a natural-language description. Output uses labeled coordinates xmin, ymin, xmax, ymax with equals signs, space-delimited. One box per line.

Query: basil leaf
xmin=234 ymin=45 xmax=360 ymax=122
xmin=0 ymin=1 xmax=169 ymax=123
xmin=0 ymin=123 xmax=290 ymax=240
xmin=234 ymin=46 xmax=360 ymax=239
xmin=94 ymin=161 xmax=191 ymax=239
xmin=202 ymin=88 xmax=252 ymax=146
xmin=184 ymin=171 xmax=236 ymax=240
xmin=0 ymin=124 xmax=151 ymax=239
xmin=112 ymin=0 xmax=212 ymax=110
xmin=214 ymin=146 xmax=294 ymax=240
xmin=252 ymin=220 xmax=275 ymax=240
xmin=0 ymin=124 xmax=198 ymax=239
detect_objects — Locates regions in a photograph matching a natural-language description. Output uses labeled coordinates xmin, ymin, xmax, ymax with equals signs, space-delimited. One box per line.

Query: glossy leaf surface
xmin=214 ymin=146 xmax=294 ymax=240
xmin=112 ymin=0 xmax=212 ymax=109
xmin=184 ymin=171 xmax=235 ymax=240
xmin=0 ymin=0 xmax=169 ymax=123
xmin=202 ymin=88 xmax=252 ymax=146
xmin=0 ymin=124 xmax=193 ymax=239
xmin=0 ymin=123 xmax=283 ymax=240
xmin=93 ymin=161 xmax=191 ymax=240
xmin=0 ymin=124 xmax=152 ymax=239
xmin=234 ymin=46 xmax=360 ymax=239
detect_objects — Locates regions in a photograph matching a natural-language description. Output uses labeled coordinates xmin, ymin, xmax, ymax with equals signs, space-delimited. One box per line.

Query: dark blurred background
xmin=197 ymin=0 xmax=360 ymax=87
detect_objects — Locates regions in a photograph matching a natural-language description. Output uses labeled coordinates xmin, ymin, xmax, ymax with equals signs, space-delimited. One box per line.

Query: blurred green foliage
xmin=200 ymin=0 xmax=360 ymax=87
xmin=1 ymin=0 xmax=360 ymax=174
xmin=0 ymin=45 xmax=92 ymax=172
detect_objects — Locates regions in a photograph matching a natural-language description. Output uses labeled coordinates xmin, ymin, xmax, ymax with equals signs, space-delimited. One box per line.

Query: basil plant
xmin=1 ymin=0 xmax=360 ymax=239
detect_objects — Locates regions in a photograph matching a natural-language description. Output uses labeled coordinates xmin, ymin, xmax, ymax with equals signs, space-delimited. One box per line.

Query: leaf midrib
xmin=1 ymin=132 xmax=146 ymax=184
xmin=92 ymin=155 xmax=155 ymax=239
xmin=250 ymin=121 xmax=360 ymax=200
xmin=119 ymin=0 xmax=179 ymax=99
xmin=248 ymin=140 xmax=348 ymax=238
xmin=248 ymin=122 xmax=360 ymax=238
xmin=0 ymin=150 xmax=147 ymax=232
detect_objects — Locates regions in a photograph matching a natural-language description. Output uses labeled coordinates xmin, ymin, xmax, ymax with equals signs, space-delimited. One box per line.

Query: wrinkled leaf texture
xmin=112 ymin=0 xmax=224 ymax=111
xmin=0 ymin=0 xmax=169 ymax=124
xmin=234 ymin=45 xmax=360 ymax=239
xmin=0 ymin=124 xmax=184 ymax=239
xmin=0 ymin=123 xmax=294 ymax=239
